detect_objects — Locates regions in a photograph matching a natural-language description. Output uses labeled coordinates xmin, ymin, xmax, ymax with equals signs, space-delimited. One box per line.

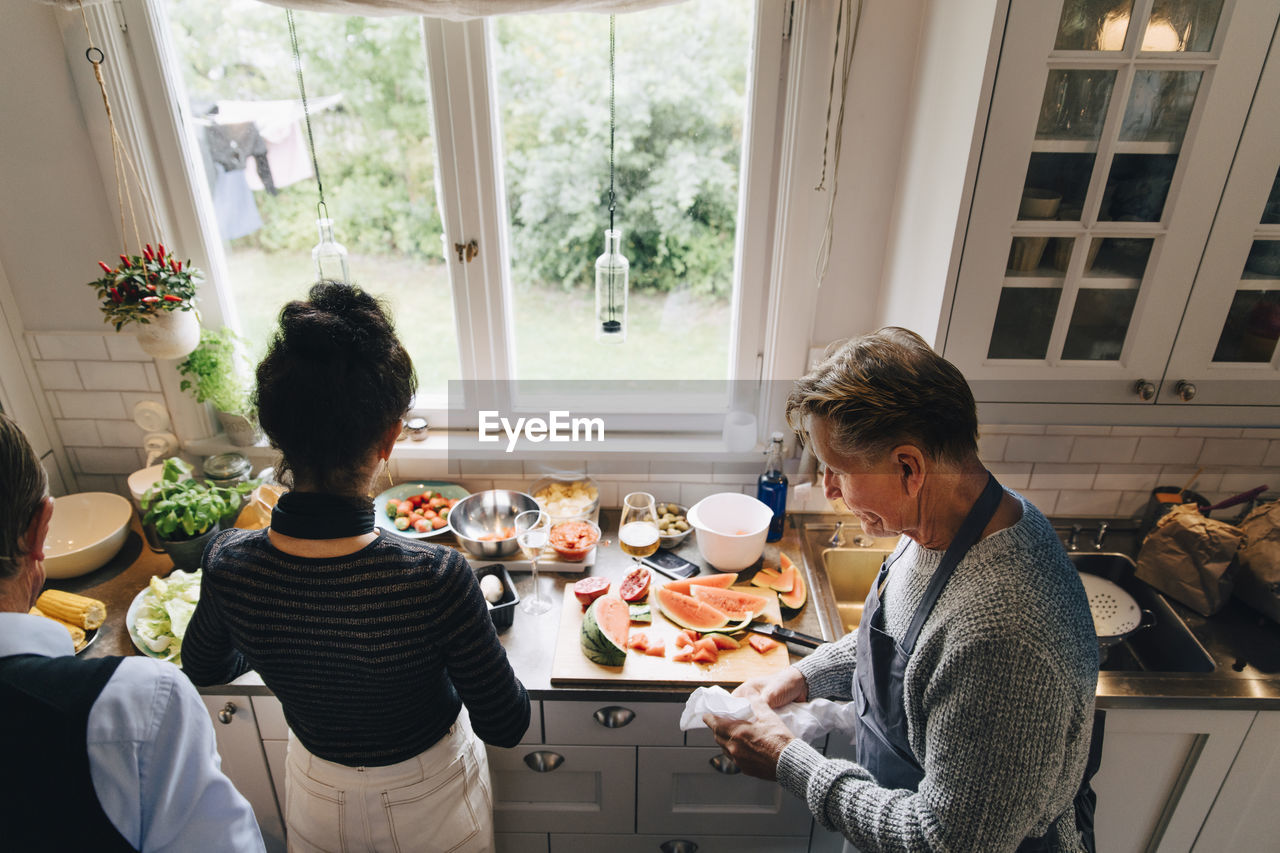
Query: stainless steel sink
xmin=1071 ymin=552 xmax=1215 ymax=674
xmin=821 ymin=537 xmax=899 ymax=634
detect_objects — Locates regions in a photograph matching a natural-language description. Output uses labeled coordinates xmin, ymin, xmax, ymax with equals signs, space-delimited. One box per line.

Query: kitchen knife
xmin=746 ymin=621 xmax=825 ymax=649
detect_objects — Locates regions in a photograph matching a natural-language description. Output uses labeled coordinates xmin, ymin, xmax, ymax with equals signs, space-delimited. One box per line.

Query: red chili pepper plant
xmin=88 ymin=243 xmax=200 ymax=331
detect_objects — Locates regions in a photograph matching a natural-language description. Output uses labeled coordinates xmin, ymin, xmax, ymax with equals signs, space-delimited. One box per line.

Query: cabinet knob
xmin=593 ymin=706 xmax=636 ymax=728
xmin=660 ymin=842 xmax=698 ymax=853
xmin=522 ymin=750 xmax=565 ymax=773
xmin=1134 ymin=379 xmax=1156 ymax=401
xmin=708 ymin=753 xmax=741 ymax=775
xmin=1175 ymin=380 xmax=1197 ymax=402
xmin=217 ymin=702 xmax=237 ymax=725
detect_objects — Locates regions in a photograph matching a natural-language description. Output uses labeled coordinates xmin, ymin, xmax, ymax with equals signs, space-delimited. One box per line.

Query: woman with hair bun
xmin=183 ymin=281 xmax=528 ymax=853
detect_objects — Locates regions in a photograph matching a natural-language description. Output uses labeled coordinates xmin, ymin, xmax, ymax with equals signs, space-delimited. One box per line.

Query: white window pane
xmin=164 ymin=1 xmax=460 ymax=396
xmin=491 ymin=1 xmax=752 ymax=381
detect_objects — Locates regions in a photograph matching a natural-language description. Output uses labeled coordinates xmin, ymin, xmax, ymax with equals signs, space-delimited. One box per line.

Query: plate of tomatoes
xmin=374 ymin=481 xmax=470 ymax=540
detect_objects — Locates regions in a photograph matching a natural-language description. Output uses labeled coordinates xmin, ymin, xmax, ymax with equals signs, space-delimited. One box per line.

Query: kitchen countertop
xmin=56 ymin=511 xmax=1280 ymax=709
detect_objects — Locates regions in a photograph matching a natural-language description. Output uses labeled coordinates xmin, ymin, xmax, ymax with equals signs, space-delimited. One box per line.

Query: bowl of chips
xmin=531 ymin=475 xmax=600 ymax=524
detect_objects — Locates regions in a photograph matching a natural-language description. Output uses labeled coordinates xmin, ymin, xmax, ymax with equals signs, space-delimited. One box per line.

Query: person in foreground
xmin=704 ymin=328 xmax=1101 ymax=853
xmin=183 ymin=282 xmax=529 ymax=853
xmin=0 ymin=413 xmax=265 ymax=853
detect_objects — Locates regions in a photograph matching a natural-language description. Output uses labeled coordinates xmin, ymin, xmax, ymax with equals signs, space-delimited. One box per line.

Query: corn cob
xmin=35 ymin=590 xmax=106 ymax=630
xmin=29 ymin=606 xmax=88 ymax=651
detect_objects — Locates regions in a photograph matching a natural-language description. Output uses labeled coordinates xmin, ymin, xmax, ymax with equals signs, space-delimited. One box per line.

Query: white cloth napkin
xmin=680 ymin=685 xmax=859 ymax=743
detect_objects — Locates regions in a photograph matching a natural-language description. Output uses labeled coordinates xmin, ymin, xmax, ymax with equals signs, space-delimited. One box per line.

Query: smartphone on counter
xmin=641 ymin=549 xmax=700 ymax=579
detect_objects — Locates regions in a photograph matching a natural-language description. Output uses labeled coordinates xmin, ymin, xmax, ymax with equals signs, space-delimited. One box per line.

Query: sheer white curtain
xmin=38 ymin=0 xmax=679 ymax=17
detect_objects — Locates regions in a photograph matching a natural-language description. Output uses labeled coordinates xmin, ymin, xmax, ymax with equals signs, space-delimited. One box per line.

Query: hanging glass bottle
xmin=312 ymin=217 xmax=350 ymax=283
xmin=595 ymin=229 xmax=629 ymax=343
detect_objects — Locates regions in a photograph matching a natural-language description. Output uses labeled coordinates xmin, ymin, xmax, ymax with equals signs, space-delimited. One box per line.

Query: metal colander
xmin=1080 ymin=573 xmax=1143 ymax=637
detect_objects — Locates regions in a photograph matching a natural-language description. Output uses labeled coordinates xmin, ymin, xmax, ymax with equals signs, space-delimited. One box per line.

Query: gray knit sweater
xmin=779 ymin=492 xmax=1098 ymax=852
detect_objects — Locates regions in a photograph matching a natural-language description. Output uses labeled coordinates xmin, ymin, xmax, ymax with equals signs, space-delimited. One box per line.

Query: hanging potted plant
xmin=176 ymin=327 xmax=261 ymax=446
xmin=88 ymin=243 xmax=201 ymax=359
xmin=141 ymin=458 xmax=241 ymax=570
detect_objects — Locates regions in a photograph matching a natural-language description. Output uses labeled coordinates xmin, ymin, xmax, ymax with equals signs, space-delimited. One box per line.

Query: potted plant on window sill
xmin=177 ymin=327 xmax=261 ymax=447
xmin=88 ymin=244 xmax=201 ymax=359
xmin=141 ymin=458 xmax=243 ymax=570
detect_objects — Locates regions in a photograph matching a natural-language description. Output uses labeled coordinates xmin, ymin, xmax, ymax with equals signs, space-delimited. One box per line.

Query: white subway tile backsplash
xmin=74 ymin=473 xmax=124 ymax=494
xmin=1029 ymin=464 xmax=1098 ymax=491
xmin=680 ymin=482 xmax=724 ymax=506
xmin=458 ymin=458 xmax=525 ymax=477
xmin=1019 ymin=490 xmax=1058 ymax=514
xmin=35 ymin=360 xmax=81 ymax=390
xmin=1068 ymin=436 xmax=1139 ymax=464
xmin=77 ymin=361 xmax=150 ymax=392
xmin=1005 ymin=435 xmax=1074 ymax=463
xmin=1045 ymin=425 xmax=1111 ymax=436
xmin=1118 ymin=491 xmax=1150 ymax=518
xmin=71 ymin=447 xmax=144 ymax=475
xmin=586 ymin=459 xmax=651 ymax=481
xmin=393 ymin=457 xmax=458 ymax=480
xmin=977 ymin=433 xmax=1007 ymax=462
xmin=456 ymin=479 xmax=494 ymax=493
xmin=1265 ymin=442 xmax=1280 ymax=468
xmin=1055 ymin=489 xmax=1122 ymax=517
xmin=43 ymin=392 xmax=62 ymax=419
xmin=30 ymin=333 xmax=108 ymax=361
xmin=988 ymin=462 xmax=1033 ymax=490
xmin=56 ymin=419 xmax=99 ymax=447
xmin=95 ymin=420 xmax=146 ymax=448
xmin=1218 ymin=470 xmax=1275 ymax=493
xmin=650 ymin=461 xmax=713 ymax=483
xmin=143 ymin=363 xmax=161 ymax=392
xmin=1133 ymin=436 xmax=1202 ymax=465
xmin=120 ymin=393 xmax=167 ymax=413
xmin=1242 ymin=428 xmax=1280 ymax=439
xmin=1110 ymin=426 xmax=1178 ymax=436
xmin=491 ymin=478 xmax=532 ymax=493
xmin=711 ymin=461 xmax=761 ymax=484
xmin=1176 ymin=427 xmax=1242 ymax=438
xmin=1198 ymin=438 xmax=1267 ymax=467
xmin=646 ymin=482 xmax=681 ymax=503
xmin=1157 ymin=466 xmax=1222 ymax=494
xmin=1092 ymin=465 xmax=1159 ymax=493
xmin=982 ymin=425 xmax=1047 ymax=435
xmin=595 ymin=480 xmax=619 ymax=509
xmin=55 ymin=391 xmax=126 ymax=420
xmin=104 ymin=334 xmax=153 ymax=361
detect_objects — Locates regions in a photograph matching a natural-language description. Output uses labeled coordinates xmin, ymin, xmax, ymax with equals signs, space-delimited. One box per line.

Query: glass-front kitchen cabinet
xmin=943 ymin=0 xmax=1280 ymax=410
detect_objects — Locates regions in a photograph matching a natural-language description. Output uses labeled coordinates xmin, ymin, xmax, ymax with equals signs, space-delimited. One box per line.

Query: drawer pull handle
xmin=709 ymin=753 xmax=740 ymax=775
xmin=1175 ymin=380 xmax=1197 ymax=402
xmin=593 ymin=706 xmax=636 ymax=728
xmin=1134 ymin=379 xmax=1156 ymax=402
xmin=660 ymin=841 xmax=698 ymax=853
xmin=523 ymin=751 xmax=565 ymax=773
xmin=217 ymin=702 xmax=237 ymax=725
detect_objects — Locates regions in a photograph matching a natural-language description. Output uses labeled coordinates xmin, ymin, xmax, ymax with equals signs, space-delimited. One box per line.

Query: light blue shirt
xmin=0 ymin=613 xmax=266 ymax=853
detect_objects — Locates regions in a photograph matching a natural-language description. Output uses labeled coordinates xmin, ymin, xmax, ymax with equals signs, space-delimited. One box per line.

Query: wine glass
xmin=515 ymin=509 xmax=551 ymax=615
xmin=618 ymin=492 xmax=660 ymax=569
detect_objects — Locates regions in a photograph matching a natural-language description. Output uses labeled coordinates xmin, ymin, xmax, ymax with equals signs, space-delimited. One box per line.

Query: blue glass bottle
xmin=757 ymin=432 xmax=788 ymax=542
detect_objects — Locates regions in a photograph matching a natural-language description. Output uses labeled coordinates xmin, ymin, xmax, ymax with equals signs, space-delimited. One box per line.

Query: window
xmin=108 ymin=0 xmax=791 ymax=430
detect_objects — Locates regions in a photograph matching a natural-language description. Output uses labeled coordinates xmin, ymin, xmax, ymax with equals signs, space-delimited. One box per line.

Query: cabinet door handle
xmin=593 ymin=706 xmax=636 ymax=728
xmin=522 ymin=750 xmax=565 ymax=773
xmin=1175 ymin=380 xmax=1197 ymax=402
xmin=1134 ymin=379 xmax=1156 ymax=401
xmin=217 ymin=702 xmax=237 ymax=725
xmin=708 ymin=753 xmax=741 ymax=775
xmin=660 ymin=841 xmax=698 ymax=853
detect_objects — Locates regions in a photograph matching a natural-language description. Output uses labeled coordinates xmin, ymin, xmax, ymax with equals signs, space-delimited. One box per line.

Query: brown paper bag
xmin=1135 ymin=504 xmax=1244 ymax=616
xmin=1235 ymin=500 xmax=1280 ymax=623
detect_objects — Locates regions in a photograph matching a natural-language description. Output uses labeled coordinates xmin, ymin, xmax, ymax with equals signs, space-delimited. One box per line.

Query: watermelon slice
xmin=644 ymin=640 xmax=666 ymax=657
xmin=778 ymin=565 xmax=807 ymax=611
xmin=748 ymin=634 xmax=780 ymax=654
xmin=580 ymin=595 xmax=630 ymax=666
xmin=629 ymin=603 xmax=652 ymax=623
xmin=750 ymin=568 xmax=782 ymax=589
xmin=655 ymin=586 xmax=731 ymax=632
xmin=627 ymin=631 xmax=650 ymax=651
xmin=705 ymin=633 xmax=740 ymax=650
xmin=691 ymin=636 xmax=719 ymax=663
xmin=672 ymin=648 xmax=694 ymax=662
xmin=689 ymin=586 xmax=770 ymax=621
xmin=661 ymin=573 xmax=738 ymax=596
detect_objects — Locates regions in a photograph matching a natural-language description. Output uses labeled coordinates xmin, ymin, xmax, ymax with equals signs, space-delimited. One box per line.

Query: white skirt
xmin=285 ymin=708 xmax=494 ymax=853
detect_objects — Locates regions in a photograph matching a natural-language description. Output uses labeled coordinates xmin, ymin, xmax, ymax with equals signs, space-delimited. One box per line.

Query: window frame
xmin=87 ymin=0 xmax=812 ymax=447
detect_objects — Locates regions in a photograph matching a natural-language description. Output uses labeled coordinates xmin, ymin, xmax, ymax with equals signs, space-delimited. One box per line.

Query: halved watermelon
xmin=581 ymin=595 xmax=630 ymax=666
xmin=689 ymin=586 xmax=770 ymax=621
xmin=778 ymin=565 xmax=807 ymax=611
xmin=655 ymin=586 xmax=731 ymax=632
xmin=661 ymin=573 xmax=738 ymax=596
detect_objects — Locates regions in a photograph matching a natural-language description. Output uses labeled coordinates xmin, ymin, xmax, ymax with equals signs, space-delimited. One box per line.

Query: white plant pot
xmin=135 ymin=310 xmax=200 ymax=360
xmin=216 ymin=410 xmax=262 ymax=447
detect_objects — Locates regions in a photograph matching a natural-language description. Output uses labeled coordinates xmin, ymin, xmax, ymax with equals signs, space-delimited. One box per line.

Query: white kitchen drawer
xmin=543 ymin=699 xmax=684 ymax=745
xmin=251 ymin=696 xmax=288 ymax=740
xmin=497 ymin=832 xmax=548 ymax=853
xmin=636 ymin=747 xmax=812 ymax=837
xmin=549 ymin=833 xmax=810 ymax=852
xmin=202 ymin=695 xmax=285 ymax=853
xmin=522 ymin=699 xmax=543 ymax=744
xmin=686 ymin=725 xmax=830 ymax=752
xmin=261 ymin=738 xmax=287 ymax=820
xmin=486 ymin=744 xmax=635 ymax=834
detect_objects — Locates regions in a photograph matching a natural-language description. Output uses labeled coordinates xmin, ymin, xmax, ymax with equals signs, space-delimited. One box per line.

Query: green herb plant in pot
xmin=177 ymin=327 xmax=260 ymax=447
xmin=141 ymin=458 xmax=238 ymax=571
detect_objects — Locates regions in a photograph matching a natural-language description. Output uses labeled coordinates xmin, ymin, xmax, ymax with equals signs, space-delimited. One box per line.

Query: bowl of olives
xmin=656 ymin=502 xmax=692 ymax=549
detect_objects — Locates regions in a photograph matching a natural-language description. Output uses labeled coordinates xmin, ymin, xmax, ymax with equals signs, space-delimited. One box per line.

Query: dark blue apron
xmin=852 ymin=474 xmax=1101 ymax=853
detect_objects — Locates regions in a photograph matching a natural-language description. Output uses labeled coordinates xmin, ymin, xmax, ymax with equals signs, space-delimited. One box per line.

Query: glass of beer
xmin=515 ymin=509 xmax=551 ymax=615
xmin=619 ymin=492 xmax=660 ymax=569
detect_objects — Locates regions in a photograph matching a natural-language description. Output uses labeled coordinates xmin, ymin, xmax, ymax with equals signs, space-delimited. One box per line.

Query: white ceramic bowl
xmin=44 ymin=492 xmax=133 ymax=578
xmin=686 ymin=492 xmax=773 ymax=572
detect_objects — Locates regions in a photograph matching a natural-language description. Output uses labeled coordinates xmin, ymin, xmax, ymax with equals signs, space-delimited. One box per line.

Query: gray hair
xmin=785 ymin=327 xmax=979 ymax=465
xmin=0 ymin=413 xmax=49 ymax=580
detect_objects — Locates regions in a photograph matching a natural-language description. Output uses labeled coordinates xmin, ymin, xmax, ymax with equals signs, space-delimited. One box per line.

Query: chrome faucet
xmin=1093 ymin=521 xmax=1109 ymax=551
xmin=1067 ymin=524 xmax=1082 ymax=552
xmin=828 ymin=520 xmax=845 ymax=547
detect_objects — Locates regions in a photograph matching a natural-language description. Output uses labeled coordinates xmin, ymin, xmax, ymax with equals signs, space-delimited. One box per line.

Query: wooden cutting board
xmin=550 ymin=583 xmax=790 ymax=687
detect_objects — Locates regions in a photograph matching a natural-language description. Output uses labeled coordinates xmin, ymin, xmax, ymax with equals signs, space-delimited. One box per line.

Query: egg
xmin=480 ymin=573 xmax=504 ymax=604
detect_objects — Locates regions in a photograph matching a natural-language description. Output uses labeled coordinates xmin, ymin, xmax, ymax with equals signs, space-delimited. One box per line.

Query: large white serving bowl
xmin=686 ymin=492 xmax=774 ymax=572
xmin=44 ymin=492 xmax=133 ymax=579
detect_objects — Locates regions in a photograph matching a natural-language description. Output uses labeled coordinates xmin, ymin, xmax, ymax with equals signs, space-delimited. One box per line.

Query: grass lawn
xmin=225 ymin=247 xmax=732 ymax=393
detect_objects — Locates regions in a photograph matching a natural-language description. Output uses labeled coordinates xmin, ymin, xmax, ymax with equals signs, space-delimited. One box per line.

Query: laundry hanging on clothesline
xmin=207 ymin=96 xmax=343 ymax=192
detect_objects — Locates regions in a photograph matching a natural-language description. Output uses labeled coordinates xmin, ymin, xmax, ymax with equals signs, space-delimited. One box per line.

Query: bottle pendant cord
xmin=596 ymin=15 xmax=629 ymax=343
